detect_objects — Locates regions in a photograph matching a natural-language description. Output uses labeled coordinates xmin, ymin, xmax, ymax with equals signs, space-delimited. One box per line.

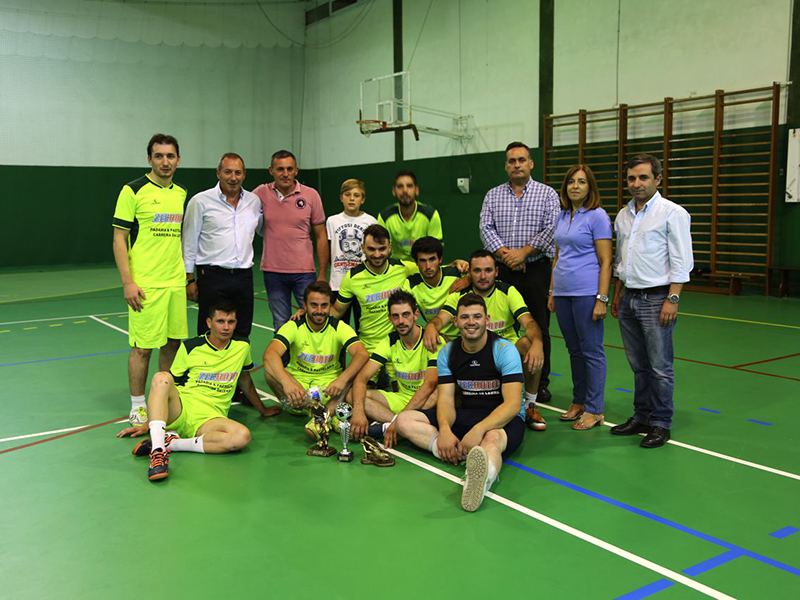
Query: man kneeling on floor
xmin=117 ymin=299 xmax=281 ymax=481
xmin=396 ymin=293 xmax=526 ymax=512
xmin=350 ymin=290 xmax=442 ymax=448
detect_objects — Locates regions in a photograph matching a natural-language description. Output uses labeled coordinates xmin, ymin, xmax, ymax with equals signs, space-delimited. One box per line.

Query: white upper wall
xmin=301 ymin=0 xmax=541 ymax=169
xmin=553 ymin=0 xmax=792 ymax=114
xmin=0 ymin=0 xmax=305 ymax=167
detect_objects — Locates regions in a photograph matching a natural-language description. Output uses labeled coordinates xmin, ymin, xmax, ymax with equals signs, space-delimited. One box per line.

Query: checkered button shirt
xmin=479 ymin=178 xmax=560 ymax=260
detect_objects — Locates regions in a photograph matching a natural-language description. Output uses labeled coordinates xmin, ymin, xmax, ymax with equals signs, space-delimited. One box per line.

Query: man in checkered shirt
xmin=479 ymin=141 xmax=560 ymax=419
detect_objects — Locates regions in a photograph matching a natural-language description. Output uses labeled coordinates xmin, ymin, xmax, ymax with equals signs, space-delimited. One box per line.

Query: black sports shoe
xmin=132 ymin=432 xmax=178 ymax=457
xmin=537 ymin=386 xmax=552 ymax=403
xmin=147 ymin=449 xmax=170 ymax=481
xmin=367 ymin=422 xmax=384 ymax=440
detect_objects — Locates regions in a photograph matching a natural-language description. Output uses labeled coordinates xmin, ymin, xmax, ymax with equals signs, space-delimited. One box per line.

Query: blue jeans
xmin=554 ymin=296 xmax=607 ymax=414
xmin=618 ymin=290 xmax=676 ymax=429
xmin=263 ymin=271 xmax=317 ymax=332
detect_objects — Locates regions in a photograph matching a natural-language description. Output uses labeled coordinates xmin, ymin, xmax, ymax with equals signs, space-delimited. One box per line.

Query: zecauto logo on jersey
xmin=152 ymin=213 xmax=183 ymax=223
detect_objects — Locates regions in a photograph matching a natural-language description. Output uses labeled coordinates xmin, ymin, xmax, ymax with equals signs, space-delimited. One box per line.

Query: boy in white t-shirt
xmin=326 ymin=179 xmax=377 ymax=326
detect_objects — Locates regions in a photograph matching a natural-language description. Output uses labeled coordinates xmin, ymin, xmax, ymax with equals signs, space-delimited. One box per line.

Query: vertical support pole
xmin=766 ymin=81 xmax=780 ymax=295
xmin=393 ymin=0 xmax=403 ymax=162
xmin=578 ymin=109 xmax=587 ymax=164
xmin=543 ymin=115 xmax=551 ymax=186
xmin=711 ymin=89 xmax=724 ymax=277
xmin=662 ymin=97 xmax=673 ymax=197
xmin=538 ymin=0 xmax=554 ymax=151
xmin=617 ymin=104 xmax=628 ymax=210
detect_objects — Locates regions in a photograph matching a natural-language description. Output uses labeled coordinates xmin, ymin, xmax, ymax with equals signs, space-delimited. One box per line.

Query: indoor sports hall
xmin=2 ymin=2 xmax=799 ymax=599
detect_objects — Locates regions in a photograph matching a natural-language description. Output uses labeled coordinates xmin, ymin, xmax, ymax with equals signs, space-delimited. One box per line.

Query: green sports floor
xmin=1 ymin=267 xmax=799 ymax=600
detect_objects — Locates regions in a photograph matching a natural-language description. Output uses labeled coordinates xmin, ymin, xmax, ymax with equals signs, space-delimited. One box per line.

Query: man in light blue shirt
xmin=183 ymin=153 xmax=262 ymax=337
xmin=610 ymin=154 xmax=693 ymax=449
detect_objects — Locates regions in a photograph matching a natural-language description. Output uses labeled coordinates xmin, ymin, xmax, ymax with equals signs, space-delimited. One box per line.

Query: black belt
xmin=198 ymin=265 xmax=251 ymax=274
xmin=625 ymin=285 xmax=669 ymax=295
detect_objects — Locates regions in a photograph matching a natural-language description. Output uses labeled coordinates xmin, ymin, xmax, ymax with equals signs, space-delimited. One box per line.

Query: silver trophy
xmin=335 ymin=402 xmax=354 ymax=463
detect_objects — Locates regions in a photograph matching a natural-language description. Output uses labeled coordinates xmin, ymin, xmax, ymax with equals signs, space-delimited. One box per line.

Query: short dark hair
xmin=208 ymin=297 xmax=237 ymax=319
xmin=625 ymin=154 xmax=662 ymax=178
xmin=469 ymin=248 xmax=496 ymax=267
xmin=304 ymin=280 xmax=333 ymax=304
xmin=218 ymin=152 xmax=245 ymax=171
xmin=387 ymin=290 xmax=418 ymax=314
xmin=394 ymin=169 xmax=418 ymax=186
xmin=411 ymin=236 xmax=443 ymax=260
xmin=363 ymin=223 xmax=390 ymax=244
xmin=505 ymin=141 xmax=531 ymax=158
xmin=148 ymin=133 xmax=180 ymax=158
xmin=456 ymin=292 xmax=486 ymax=315
xmin=271 ymin=150 xmax=297 ymax=165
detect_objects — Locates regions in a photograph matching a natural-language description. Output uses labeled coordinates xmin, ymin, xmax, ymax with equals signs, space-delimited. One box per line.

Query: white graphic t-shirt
xmin=326 ymin=211 xmax=378 ymax=291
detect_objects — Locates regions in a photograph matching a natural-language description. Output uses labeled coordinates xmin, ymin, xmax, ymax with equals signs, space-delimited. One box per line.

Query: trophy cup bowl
xmin=336 ymin=403 xmax=354 ymax=463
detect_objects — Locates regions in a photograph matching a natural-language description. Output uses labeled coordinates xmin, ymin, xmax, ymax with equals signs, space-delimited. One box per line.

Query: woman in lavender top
xmin=547 ymin=165 xmax=613 ymax=430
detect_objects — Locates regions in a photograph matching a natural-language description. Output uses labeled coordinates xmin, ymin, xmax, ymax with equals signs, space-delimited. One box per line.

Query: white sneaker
xmin=461 ymin=446 xmax=491 ymax=512
xmin=129 ymin=405 xmax=148 ymax=426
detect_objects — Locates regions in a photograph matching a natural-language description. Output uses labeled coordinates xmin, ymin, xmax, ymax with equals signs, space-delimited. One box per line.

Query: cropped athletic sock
xmin=149 ymin=420 xmax=166 ymax=451
xmin=524 ymin=392 xmax=538 ymax=408
xmin=131 ymin=395 xmax=146 ymax=410
xmin=428 ymin=434 xmax=441 ymax=460
xmin=168 ymin=435 xmax=205 ymax=454
xmin=487 ymin=460 xmax=499 ymax=486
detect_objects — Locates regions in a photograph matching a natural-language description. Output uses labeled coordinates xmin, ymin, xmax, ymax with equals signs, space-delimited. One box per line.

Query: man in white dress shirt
xmin=183 ymin=153 xmax=262 ymax=337
xmin=610 ymin=154 xmax=693 ymax=449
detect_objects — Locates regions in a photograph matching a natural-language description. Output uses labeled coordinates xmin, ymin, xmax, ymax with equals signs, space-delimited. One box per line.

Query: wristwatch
xmin=668 ymin=293 xmax=680 ymax=304
xmin=596 ymin=294 xmax=609 ymax=304
xmin=186 ymin=278 xmax=196 ymax=285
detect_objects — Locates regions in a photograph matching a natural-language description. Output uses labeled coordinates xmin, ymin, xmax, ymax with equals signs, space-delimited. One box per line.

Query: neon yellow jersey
xmin=337 ymin=259 xmax=418 ymax=351
xmin=442 ymin=281 xmax=530 ymax=342
xmin=377 ymin=202 xmax=443 ymax=261
xmin=402 ymin=265 xmax=462 ymax=339
xmin=170 ymin=334 xmax=254 ymax=418
xmin=370 ymin=327 xmax=442 ymax=397
xmin=112 ymin=174 xmax=187 ymax=288
xmin=273 ymin=316 xmax=359 ymax=381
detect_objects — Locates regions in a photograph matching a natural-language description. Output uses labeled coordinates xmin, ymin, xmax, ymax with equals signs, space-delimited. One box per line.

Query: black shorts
xmin=418 ymin=408 xmax=525 ymax=457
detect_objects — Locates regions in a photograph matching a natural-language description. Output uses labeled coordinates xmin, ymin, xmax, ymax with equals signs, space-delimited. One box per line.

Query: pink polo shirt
xmin=254 ymin=181 xmax=325 ymax=273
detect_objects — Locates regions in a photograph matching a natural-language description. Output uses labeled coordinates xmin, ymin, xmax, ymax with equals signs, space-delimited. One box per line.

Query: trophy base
xmin=307 ymin=445 xmax=337 ymax=457
xmin=337 ymin=450 xmax=354 ymax=463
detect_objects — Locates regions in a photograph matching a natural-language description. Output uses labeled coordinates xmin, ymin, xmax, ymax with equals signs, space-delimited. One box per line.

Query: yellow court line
xmin=49 ymin=323 xmax=63 ymax=327
xmin=0 ymin=330 xmax=9 ymax=334
xmin=73 ymin=320 xmax=86 ymax=324
xmin=679 ymin=311 xmax=800 ymax=331
xmin=23 ymin=326 xmax=37 ymax=330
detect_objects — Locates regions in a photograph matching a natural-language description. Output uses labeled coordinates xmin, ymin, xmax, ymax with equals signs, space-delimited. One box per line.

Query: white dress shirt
xmin=613 ymin=192 xmax=694 ymax=288
xmin=183 ymin=183 xmax=262 ymax=272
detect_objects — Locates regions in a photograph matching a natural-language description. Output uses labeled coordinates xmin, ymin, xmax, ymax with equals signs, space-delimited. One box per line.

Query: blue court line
xmin=615 ymin=550 xmax=744 ymax=599
xmin=550 ymin=372 xmax=563 ymax=377
xmin=504 ymin=461 xmax=800 ymax=579
xmin=770 ymin=526 xmax=800 ymax=539
xmin=0 ymin=350 xmax=129 ymax=368
xmin=698 ymin=408 xmax=721 ymax=414
xmin=748 ymin=419 xmax=773 ymax=426
xmin=615 ymin=387 xmax=633 ymax=393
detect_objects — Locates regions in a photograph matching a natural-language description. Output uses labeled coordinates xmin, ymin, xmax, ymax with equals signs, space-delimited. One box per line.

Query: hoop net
xmin=357 ymin=119 xmax=388 ymax=137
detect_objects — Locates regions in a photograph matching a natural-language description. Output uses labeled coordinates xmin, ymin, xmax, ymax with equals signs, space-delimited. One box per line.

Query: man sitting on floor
xmin=263 ymin=281 xmax=369 ymax=424
xmin=350 ymin=290 xmax=442 ymax=448
xmin=117 ymin=299 xmax=281 ymax=481
xmin=397 ymin=293 xmax=526 ymax=512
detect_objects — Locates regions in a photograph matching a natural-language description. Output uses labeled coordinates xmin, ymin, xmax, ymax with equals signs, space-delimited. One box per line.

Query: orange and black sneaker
xmin=525 ymin=405 xmax=547 ymax=431
xmin=132 ymin=432 xmax=179 ymax=457
xmin=147 ymin=449 xmax=170 ymax=481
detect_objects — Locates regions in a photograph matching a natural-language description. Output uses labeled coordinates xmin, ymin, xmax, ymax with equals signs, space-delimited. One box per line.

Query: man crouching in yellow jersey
xmin=117 ymin=299 xmax=280 ymax=481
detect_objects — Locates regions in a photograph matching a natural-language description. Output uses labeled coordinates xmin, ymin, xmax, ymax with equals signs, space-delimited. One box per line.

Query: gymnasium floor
xmin=1 ymin=267 xmax=799 ymax=599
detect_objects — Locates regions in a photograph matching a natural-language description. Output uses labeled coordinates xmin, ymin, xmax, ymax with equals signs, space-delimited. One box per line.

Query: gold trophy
xmin=306 ymin=386 xmax=337 ymax=457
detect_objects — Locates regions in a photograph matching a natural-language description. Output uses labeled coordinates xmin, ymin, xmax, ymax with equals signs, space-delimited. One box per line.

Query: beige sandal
xmin=559 ymin=403 xmax=585 ymax=421
xmin=572 ymin=413 xmax=604 ymax=430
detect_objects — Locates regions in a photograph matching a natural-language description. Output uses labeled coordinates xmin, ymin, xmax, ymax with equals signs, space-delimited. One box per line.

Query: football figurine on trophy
xmin=361 ymin=436 xmax=395 ymax=467
xmin=306 ymin=386 xmax=337 ymax=457
xmin=335 ymin=402 xmax=354 ymax=462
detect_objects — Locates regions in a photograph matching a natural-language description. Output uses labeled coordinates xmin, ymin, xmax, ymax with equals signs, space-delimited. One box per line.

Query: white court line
xmin=89 ymin=315 xmax=130 ymax=335
xmin=538 ymin=403 xmax=800 ymax=482
xmin=0 ymin=311 xmax=127 ymax=327
xmin=253 ymin=388 xmax=732 ymax=599
xmin=0 ymin=420 xmax=129 ymax=444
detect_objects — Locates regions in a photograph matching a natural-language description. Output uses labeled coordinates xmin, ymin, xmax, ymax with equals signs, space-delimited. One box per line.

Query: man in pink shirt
xmin=254 ymin=150 xmax=329 ymax=330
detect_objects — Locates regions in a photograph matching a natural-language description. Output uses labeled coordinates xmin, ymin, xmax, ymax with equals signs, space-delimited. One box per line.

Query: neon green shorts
xmin=128 ymin=286 xmax=188 ymax=349
xmin=373 ymin=390 xmax=413 ymax=414
xmin=283 ymin=371 xmax=344 ymax=415
xmin=167 ymin=398 xmax=227 ymax=438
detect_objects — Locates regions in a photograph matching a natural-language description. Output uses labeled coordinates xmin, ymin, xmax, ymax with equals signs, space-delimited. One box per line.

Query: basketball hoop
xmin=357 ymin=119 xmax=387 ymax=137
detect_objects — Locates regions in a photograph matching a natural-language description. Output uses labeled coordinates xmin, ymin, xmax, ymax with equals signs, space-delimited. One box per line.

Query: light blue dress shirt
xmin=182 ymin=183 xmax=263 ymax=272
xmin=613 ymin=192 xmax=694 ymax=288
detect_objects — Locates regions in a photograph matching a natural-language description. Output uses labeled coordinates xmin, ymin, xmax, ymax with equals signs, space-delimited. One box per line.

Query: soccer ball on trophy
xmin=335 ymin=402 xmax=353 ymax=422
